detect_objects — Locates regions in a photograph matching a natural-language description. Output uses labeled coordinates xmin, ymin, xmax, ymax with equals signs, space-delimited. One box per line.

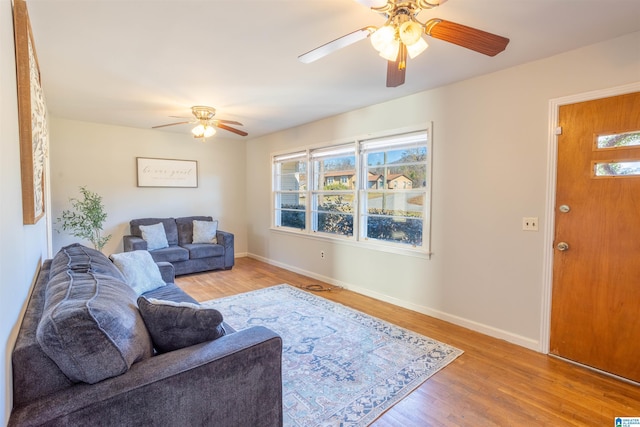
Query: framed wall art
xmin=136 ymin=157 xmax=198 ymax=188
xmin=14 ymin=0 xmax=49 ymax=224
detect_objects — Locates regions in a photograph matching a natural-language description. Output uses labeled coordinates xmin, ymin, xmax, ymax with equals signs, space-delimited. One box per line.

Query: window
xmin=273 ymin=152 xmax=306 ymax=230
xmin=272 ymin=126 xmax=432 ymax=254
xmin=593 ymin=131 xmax=640 ymax=178
xmin=311 ymin=145 xmax=356 ymax=237
xmin=360 ymin=132 xmax=428 ymax=247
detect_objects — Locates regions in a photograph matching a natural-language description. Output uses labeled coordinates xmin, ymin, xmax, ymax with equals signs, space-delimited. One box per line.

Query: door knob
xmin=556 ymin=242 xmax=569 ymax=251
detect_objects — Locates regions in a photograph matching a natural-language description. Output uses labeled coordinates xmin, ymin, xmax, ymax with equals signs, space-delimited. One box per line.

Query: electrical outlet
xmin=320 ymin=251 xmax=325 ymax=259
xmin=522 ymin=217 xmax=539 ymax=231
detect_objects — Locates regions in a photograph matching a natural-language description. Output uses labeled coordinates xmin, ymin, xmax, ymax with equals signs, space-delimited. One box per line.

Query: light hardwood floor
xmin=176 ymin=257 xmax=640 ymax=426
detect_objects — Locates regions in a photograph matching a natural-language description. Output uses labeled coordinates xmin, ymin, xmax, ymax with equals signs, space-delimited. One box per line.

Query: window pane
xmin=367 ymin=147 xmax=426 ymax=166
xmin=312 ymin=193 xmax=354 ymax=236
xmin=275 ymin=193 xmax=306 ymax=229
xmin=279 ymin=209 xmax=306 ymax=229
xmin=597 ymin=131 xmax=640 ymax=149
xmin=316 ymin=211 xmax=354 ymax=236
xmin=365 ymin=192 xmax=423 ymax=216
xmin=367 ymin=147 xmax=427 ymax=190
xmin=366 ymin=216 xmax=423 ymax=246
xmin=276 ymin=160 xmax=306 ymax=191
xmin=313 ymin=155 xmax=356 ymax=190
xmin=594 ymin=161 xmax=640 ymax=177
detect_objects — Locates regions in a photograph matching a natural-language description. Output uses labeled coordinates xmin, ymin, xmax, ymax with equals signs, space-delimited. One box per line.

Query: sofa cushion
xmin=139 ymin=222 xmax=169 ymax=250
xmin=176 ymin=216 xmax=213 ymax=246
xmin=182 ymin=243 xmax=224 ymax=259
xmin=37 ymin=266 xmax=153 ymax=384
xmin=137 ymin=297 xmax=226 ymax=353
xmin=193 ymin=220 xmax=218 ymax=244
xmin=50 ymin=243 xmax=126 ymax=281
xmin=110 ymin=250 xmax=167 ymax=295
xmin=130 ymin=218 xmax=179 ymax=246
xmin=146 ymin=245 xmax=190 ymax=263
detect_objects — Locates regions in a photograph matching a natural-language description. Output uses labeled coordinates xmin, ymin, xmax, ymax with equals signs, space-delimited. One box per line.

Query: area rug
xmin=202 ymin=284 xmax=463 ymax=426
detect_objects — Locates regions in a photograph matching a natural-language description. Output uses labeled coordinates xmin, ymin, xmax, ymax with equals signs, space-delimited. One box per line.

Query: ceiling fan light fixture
xmin=399 ymin=20 xmax=423 ymax=46
xmin=406 ymin=36 xmax=428 ymax=58
xmin=378 ymin=39 xmax=400 ymax=61
xmin=203 ymin=125 xmax=216 ymax=138
xmin=191 ymin=123 xmax=216 ymax=139
xmin=370 ymin=25 xmax=396 ymax=52
xmin=191 ymin=124 xmax=205 ymax=137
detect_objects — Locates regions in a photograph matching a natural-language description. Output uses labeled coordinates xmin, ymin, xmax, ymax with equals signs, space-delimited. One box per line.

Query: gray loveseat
xmin=123 ymin=216 xmax=234 ymax=275
xmin=9 ymin=243 xmax=282 ymax=426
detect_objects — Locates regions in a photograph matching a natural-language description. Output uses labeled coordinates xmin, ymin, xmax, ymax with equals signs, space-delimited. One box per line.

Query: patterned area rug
xmin=202 ymin=285 xmax=463 ymax=426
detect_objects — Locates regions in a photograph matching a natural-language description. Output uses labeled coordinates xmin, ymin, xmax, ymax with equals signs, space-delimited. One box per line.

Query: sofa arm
xmin=156 ymin=261 xmax=175 ymax=283
xmin=216 ymin=230 xmax=235 ymax=269
xmin=123 ymin=235 xmax=147 ymax=252
xmin=9 ymin=326 xmax=283 ymax=427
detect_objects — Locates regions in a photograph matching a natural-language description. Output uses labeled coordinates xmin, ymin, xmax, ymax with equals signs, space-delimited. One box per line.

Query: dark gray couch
xmin=123 ymin=216 xmax=234 ymax=276
xmin=9 ymin=244 xmax=283 ymax=426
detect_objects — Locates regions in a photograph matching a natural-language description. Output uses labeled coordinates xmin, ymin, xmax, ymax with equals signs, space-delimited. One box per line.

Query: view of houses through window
xmin=273 ymin=127 xmax=431 ymax=253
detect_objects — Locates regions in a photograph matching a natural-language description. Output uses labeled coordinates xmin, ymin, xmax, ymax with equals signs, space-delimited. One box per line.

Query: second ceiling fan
xmin=298 ymin=0 xmax=510 ymax=87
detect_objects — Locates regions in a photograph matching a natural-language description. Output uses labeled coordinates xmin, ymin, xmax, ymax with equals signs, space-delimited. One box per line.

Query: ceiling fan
xmin=152 ymin=106 xmax=248 ymax=140
xmin=298 ymin=0 xmax=510 ymax=87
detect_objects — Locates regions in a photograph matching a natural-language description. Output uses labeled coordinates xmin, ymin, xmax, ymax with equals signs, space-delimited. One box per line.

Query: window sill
xmin=269 ymin=227 xmax=432 ymax=260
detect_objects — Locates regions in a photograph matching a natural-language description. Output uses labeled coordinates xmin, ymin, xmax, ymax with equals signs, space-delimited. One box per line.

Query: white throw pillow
xmin=110 ymin=250 xmax=166 ymax=295
xmin=192 ymin=220 xmax=218 ymax=244
xmin=139 ymin=222 xmax=169 ymax=250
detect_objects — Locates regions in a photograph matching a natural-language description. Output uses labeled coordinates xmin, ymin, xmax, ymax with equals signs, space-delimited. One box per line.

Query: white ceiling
xmin=25 ymin=0 xmax=640 ymax=140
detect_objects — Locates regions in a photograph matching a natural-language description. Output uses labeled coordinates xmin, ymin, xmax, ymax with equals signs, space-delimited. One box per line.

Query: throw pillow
xmin=139 ymin=222 xmax=169 ymax=250
xmin=137 ymin=297 xmax=226 ymax=353
xmin=110 ymin=250 xmax=166 ymax=295
xmin=192 ymin=220 xmax=218 ymax=244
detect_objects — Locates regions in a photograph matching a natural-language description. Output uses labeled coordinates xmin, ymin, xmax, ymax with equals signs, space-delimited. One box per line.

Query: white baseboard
xmin=247 ymin=253 xmax=541 ymax=352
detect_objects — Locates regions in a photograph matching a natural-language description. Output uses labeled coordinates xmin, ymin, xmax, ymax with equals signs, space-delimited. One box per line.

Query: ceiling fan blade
xmin=216 ymin=119 xmax=243 ymax=126
xmin=425 ymin=19 xmax=509 ymax=57
xmin=152 ymin=120 xmax=191 ymax=129
xmin=386 ymin=44 xmax=406 ymax=88
xmin=217 ymin=123 xmax=248 ymax=137
xmin=298 ymin=27 xmax=374 ymax=64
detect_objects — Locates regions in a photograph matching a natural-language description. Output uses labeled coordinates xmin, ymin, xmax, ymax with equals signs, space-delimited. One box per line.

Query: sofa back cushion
xmin=130 ymin=218 xmax=179 ymax=246
xmin=37 ymin=244 xmax=153 ymax=384
xmin=49 ymin=243 xmax=126 ymax=280
xmin=176 ymin=216 xmax=213 ymax=246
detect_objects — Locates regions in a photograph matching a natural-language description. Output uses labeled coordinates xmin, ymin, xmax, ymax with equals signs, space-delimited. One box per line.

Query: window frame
xmin=271 ymin=124 xmax=432 ymax=257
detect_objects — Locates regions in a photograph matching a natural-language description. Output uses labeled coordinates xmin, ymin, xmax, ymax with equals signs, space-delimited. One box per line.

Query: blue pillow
xmin=139 ymin=222 xmax=169 ymax=250
xmin=110 ymin=250 xmax=166 ymax=295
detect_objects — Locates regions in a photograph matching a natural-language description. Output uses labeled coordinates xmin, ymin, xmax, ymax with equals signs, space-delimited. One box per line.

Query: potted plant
xmin=57 ymin=186 xmax=111 ymax=252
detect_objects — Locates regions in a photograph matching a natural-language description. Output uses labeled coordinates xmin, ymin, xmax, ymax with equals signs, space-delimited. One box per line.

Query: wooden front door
xmin=550 ymin=92 xmax=640 ymax=382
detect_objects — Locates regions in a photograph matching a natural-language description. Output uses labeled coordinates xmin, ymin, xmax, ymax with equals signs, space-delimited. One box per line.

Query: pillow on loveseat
xmin=192 ymin=220 xmax=218 ymax=244
xmin=37 ymin=244 xmax=153 ymax=384
xmin=137 ymin=297 xmax=226 ymax=353
xmin=139 ymin=222 xmax=169 ymax=250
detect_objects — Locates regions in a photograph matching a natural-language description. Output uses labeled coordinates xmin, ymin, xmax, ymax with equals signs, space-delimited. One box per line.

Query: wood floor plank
xmin=176 ymin=257 xmax=640 ymax=426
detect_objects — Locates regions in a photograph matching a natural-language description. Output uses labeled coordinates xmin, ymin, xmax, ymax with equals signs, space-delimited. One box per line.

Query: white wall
xmin=1 ymin=0 xmax=50 ymax=423
xmin=245 ymin=31 xmax=640 ymax=351
xmin=49 ymin=118 xmax=248 ymax=256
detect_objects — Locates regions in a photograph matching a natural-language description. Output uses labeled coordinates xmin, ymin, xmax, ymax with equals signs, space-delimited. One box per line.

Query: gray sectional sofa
xmin=123 ymin=216 xmax=234 ymax=275
xmin=9 ymin=243 xmax=283 ymax=426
